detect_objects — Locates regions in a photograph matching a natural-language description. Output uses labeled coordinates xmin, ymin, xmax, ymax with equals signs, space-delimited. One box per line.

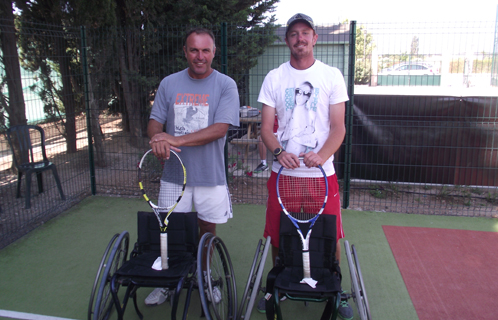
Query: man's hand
xmin=299 ymin=151 xmax=323 ymax=168
xmin=149 ymin=132 xmax=181 ymax=159
xmin=277 ymin=151 xmax=300 ymax=169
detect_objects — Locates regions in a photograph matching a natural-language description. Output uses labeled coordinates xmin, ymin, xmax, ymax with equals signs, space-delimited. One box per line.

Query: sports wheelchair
xmin=243 ymin=213 xmax=371 ymax=320
xmin=88 ymin=211 xmax=237 ymax=320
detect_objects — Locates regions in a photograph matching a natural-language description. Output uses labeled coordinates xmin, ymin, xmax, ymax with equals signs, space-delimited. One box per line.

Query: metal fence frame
xmin=1 ymin=19 xmax=498 ymax=248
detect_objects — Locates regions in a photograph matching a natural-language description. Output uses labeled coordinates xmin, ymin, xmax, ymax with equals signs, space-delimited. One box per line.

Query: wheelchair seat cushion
xmin=114 ymin=211 xmax=198 ymax=282
xmin=116 ymin=251 xmax=195 ymax=279
xmin=274 ymin=266 xmax=341 ymax=294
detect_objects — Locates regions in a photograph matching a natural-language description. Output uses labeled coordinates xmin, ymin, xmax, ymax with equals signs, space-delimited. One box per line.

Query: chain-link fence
xmin=1 ymin=19 xmax=497 ymax=248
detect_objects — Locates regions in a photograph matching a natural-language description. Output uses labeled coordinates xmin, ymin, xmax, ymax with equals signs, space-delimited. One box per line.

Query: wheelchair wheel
xmin=237 ymin=236 xmax=271 ymax=320
xmin=353 ymin=244 xmax=371 ymax=320
xmin=88 ymin=233 xmax=119 ymax=320
xmin=90 ymin=231 xmax=129 ymax=320
xmin=344 ymin=240 xmax=371 ymax=320
xmin=198 ymin=233 xmax=237 ymax=320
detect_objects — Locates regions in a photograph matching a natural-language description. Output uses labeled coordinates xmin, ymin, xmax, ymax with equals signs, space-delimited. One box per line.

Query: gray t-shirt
xmin=150 ymin=69 xmax=240 ymax=186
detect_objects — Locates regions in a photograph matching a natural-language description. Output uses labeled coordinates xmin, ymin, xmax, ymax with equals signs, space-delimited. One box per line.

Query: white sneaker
xmin=203 ymin=271 xmax=222 ymax=304
xmin=144 ymin=288 xmax=169 ymax=305
xmin=206 ymin=286 xmax=222 ymax=304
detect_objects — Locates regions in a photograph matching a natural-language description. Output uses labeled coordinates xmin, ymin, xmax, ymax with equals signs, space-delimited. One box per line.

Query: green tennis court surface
xmin=1 ymin=196 xmax=496 ymax=319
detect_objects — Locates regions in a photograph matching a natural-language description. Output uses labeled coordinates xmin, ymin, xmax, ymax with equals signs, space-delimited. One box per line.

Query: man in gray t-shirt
xmin=145 ymin=27 xmax=239 ymax=306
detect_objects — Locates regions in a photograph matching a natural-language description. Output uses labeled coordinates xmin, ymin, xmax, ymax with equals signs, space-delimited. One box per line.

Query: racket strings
xmin=159 ymin=156 xmax=185 ymax=208
xmin=278 ymin=175 xmax=327 ymax=220
xmin=140 ymin=152 xmax=185 ymax=209
xmin=139 ymin=154 xmax=163 ymax=197
xmin=161 ymin=156 xmax=186 ymax=185
xmin=158 ymin=181 xmax=183 ymax=208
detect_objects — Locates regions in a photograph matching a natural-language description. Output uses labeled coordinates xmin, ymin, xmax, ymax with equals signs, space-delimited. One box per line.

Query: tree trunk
xmin=117 ymin=30 xmax=142 ymax=146
xmin=0 ymin=3 xmax=27 ymax=173
xmin=87 ymin=75 xmax=107 ymax=167
xmin=56 ymin=36 xmax=78 ymax=153
xmin=0 ymin=2 xmax=27 ymax=127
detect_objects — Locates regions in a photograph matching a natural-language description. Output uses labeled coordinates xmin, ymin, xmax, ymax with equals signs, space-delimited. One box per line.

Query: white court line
xmin=0 ymin=310 xmax=77 ymax=320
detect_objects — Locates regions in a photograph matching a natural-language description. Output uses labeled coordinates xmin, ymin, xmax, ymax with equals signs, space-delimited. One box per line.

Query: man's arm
xmin=301 ymin=101 xmax=346 ymax=167
xmin=260 ymin=104 xmax=299 ymax=169
xmin=170 ymin=122 xmax=229 ymax=146
xmin=148 ymin=118 xmax=229 ymax=159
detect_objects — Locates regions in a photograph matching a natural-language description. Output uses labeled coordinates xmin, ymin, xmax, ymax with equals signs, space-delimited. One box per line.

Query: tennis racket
xmin=138 ymin=149 xmax=186 ymax=270
xmin=276 ymin=159 xmax=328 ymax=288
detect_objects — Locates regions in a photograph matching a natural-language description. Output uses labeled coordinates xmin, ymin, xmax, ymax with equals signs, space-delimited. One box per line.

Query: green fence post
xmin=221 ymin=22 xmax=229 ymax=181
xmin=343 ymin=21 xmax=356 ymax=209
xmin=80 ymin=26 xmax=96 ymax=195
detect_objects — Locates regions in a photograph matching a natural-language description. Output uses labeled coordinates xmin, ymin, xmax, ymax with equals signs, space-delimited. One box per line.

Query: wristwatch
xmin=273 ymin=147 xmax=284 ymax=157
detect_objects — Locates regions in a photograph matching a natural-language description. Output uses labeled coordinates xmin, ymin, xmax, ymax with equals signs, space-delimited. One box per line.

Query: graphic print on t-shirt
xmin=174 ymin=93 xmax=209 ymax=136
xmin=280 ymin=81 xmax=319 ymax=156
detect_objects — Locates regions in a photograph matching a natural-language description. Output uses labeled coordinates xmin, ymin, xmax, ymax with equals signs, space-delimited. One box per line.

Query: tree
xmin=5 ymin=0 xmax=279 ymax=151
xmin=100 ymin=0 xmax=279 ymax=144
xmin=15 ymin=0 xmax=84 ymax=153
xmin=0 ymin=1 xmax=27 ymax=129
xmin=13 ymin=0 xmax=116 ymax=159
xmin=354 ymin=24 xmax=375 ymax=85
xmin=410 ymin=36 xmax=419 ymax=56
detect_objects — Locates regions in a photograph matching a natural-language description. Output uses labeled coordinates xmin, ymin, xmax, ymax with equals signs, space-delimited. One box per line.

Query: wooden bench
xmin=230 ymin=134 xmax=259 ymax=145
xmin=230 ymin=133 xmax=259 ymax=162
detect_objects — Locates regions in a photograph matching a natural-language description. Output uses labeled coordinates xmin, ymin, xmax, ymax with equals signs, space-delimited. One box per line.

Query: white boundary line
xmin=0 ymin=310 xmax=77 ymax=320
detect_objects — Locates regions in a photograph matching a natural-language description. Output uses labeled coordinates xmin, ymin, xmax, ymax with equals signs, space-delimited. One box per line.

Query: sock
xmin=261 ymin=160 xmax=267 ymax=166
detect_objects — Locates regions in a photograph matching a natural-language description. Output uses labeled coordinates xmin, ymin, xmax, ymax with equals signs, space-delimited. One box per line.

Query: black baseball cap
xmin=286 ymin=13 xmax=316 ymax=35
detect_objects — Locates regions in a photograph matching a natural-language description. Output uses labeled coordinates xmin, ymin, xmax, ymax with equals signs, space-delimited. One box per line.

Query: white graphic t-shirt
xmin=258 ymin=60 xmax=349 ymax=177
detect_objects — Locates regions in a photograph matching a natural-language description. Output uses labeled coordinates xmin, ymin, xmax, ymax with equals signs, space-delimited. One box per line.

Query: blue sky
xmin=273 ymin=0 xmax=498 ymax=25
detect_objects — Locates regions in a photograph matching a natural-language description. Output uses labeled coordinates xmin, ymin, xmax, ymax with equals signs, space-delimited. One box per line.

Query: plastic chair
xmin=6 ymin=125 xmax=65 ymax=209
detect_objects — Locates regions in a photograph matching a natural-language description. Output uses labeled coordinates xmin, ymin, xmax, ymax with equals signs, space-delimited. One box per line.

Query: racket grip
xmin=302 ymin=251 xmax=311 ymax=279
xmin=160 ymin=232 xmax=169 ymax=270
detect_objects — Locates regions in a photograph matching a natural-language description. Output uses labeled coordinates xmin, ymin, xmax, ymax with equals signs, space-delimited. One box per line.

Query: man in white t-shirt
xmin=257 ymin=13 xmax=353 ymax=319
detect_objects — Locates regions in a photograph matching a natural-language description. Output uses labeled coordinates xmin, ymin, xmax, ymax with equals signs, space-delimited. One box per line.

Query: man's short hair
xmin=184 ymin=27 xmax=216 ymax=47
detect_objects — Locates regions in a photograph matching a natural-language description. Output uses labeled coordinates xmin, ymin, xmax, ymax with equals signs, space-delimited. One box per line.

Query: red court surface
xmin=383 ymin=226 xmax=498 ymax=320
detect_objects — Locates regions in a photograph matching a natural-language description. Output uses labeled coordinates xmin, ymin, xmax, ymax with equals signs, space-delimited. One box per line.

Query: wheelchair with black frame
xmin=237 ymin=212 xmax=371 ymax=320
xmin=88 ymin=211 xmax=237 ymax=320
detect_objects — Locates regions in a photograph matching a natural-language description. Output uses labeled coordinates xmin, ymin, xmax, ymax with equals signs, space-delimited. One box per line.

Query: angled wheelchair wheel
xmin=237 ymin=236 xmax=271 ymax=320
xmin=344 ymin=240 xmax=371 ymax=320
xmin=352 ymin=244 xmax=371 ymax=320
xmin=198 ymin=233 xmax=237 ymax=320
xmin=90 ymin=231 xmax=129 ymax=320
xmin=88 ymin=233 xmax=119 ymax=320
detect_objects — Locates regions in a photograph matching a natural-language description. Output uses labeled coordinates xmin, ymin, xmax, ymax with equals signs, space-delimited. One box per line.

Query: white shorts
xmin=160 ymin=181 xmax=233 ymax=224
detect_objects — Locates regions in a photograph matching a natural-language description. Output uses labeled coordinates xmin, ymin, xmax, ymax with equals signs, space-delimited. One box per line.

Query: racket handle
xmin=302 ymin=251 xmax=311 ymax=279
xmin=160 ymin=232 xmax=169 ymax=270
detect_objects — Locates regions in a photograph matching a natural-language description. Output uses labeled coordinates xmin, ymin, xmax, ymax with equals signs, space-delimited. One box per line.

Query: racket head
xmin=276 ymin=161 xmax=328 ymax=223
xmin=138 ymin=149 xmax=187 ymax=217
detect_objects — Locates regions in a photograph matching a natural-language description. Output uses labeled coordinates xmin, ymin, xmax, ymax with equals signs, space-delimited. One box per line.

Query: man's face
xmin=184 ymin=33 xmax=216 ymax=79
xmin=285 ymin=22 xmax=318 ymax=60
